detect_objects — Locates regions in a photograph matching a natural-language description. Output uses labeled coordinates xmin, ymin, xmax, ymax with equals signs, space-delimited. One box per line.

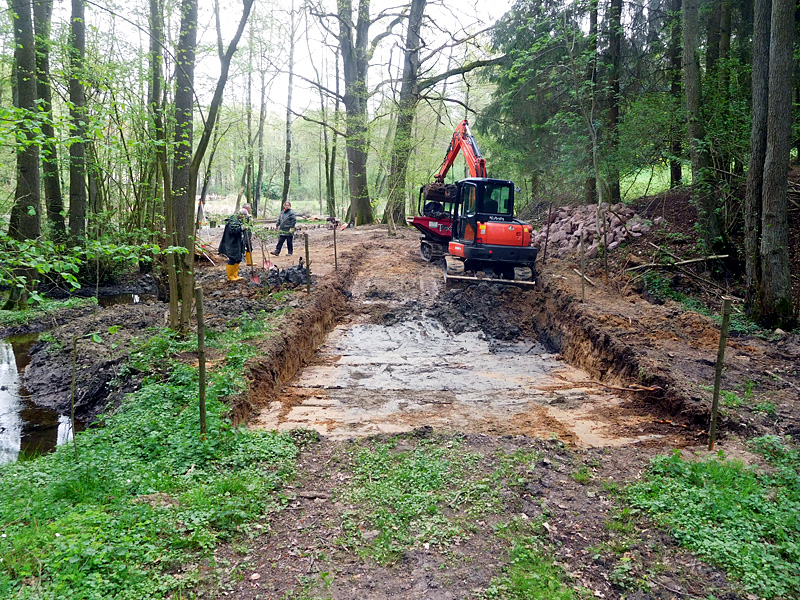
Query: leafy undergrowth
xmin=336 ymin=438 xmax=539 ymax=564
xmin=628 ymin=436 xmax=800 ymax=599
xmin=0 ymin=296 xmax=98 ymax=329
xmin=0 ymin=310 xmax=300 ymax=599
xmin=481 ymin=518 xmax=581 ymax=600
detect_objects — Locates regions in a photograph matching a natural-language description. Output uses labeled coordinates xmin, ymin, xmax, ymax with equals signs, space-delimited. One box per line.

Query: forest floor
xmin=2 ymin=196 xmax=799 ymax=600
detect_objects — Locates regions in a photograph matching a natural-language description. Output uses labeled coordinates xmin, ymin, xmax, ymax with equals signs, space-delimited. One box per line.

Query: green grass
xmin=0 ymin=310 xmax=300 ymax=599
xmin=480 ymin=518 xmax=578 ymax=600
xmin=620 ymin=163 xmax=691 ymax=201
xmin=336 ymin=440 xmax=534 ymax=563
xmin=0 ymin=296 xmax=97 ymax=328
xmin=639 ymin=272 xmax=763 ymax=336
xmin=627 ymin=437 xmax=800 ymax=598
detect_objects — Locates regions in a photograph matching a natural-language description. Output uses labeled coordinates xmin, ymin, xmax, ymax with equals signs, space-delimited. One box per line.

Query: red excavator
xmin=410 ymin=119 xmax=538 ymax=284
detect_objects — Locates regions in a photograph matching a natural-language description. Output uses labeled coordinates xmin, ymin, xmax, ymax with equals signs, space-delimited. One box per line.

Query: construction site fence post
xmin=195 ymin=287 xmax=207 ymax=440
xmin=333 ymin=224 xmax=338 ymax=271
xmin=304 ymin=233 xmax=311 ymax=294
xmin=580 ymin=232 xmax=586 ymax=303
xmin=708 ymin=297 xmax=732 ymax=451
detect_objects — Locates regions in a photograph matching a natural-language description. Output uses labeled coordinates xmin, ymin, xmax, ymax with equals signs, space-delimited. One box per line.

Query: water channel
xmin=0 ymin=335 xmax=74 ymax=465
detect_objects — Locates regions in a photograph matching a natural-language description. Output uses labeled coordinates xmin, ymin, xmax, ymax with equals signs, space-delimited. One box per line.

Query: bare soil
xmin=11 ymin=218 xmax=798 ymax=599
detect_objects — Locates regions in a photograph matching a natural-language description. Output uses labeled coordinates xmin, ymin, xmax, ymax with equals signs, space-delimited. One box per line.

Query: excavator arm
xmin=433 ymin=119 xmax=487 ymax=183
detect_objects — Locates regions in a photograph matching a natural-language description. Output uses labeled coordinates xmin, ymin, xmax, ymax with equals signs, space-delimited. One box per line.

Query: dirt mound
xmin=426 ymin=283 xmax=526 ymax=340
xmin=23 ymin=302 xmax=168 ymax=421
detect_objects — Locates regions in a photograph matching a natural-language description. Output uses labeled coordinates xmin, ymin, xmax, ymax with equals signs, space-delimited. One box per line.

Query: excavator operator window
xmin=484 ymin=184 xmax=512 ymax=215
xmin=463 ymin=184 xmax=478 ymax=216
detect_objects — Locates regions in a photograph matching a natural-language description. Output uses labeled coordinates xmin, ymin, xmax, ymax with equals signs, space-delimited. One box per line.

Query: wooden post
xmin=580 ymin=232 xmax=586 ymax=303
xmin=602 ymin=204 xmax=609 ymax=285
xmin=304 ymin=233 xmax=311 ymax=294
xmin=333 ymin=223 xmax=338 ymax=271
xmin=195 ymin=287 xmax=207 ymax=439
xmin=708 ymin=297 xmax=732 ymax=451
xmin=70 ymin=335 xmax=79 ymax=462
xmin=542 ymin=202 xmax=553 ymax=264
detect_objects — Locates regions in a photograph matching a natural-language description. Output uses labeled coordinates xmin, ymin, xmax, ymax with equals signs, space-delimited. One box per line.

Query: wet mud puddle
xmin=0 ymin=336 xmax=74 ymax=465
xmin=255 ymin=318 xmax=662 ymax=447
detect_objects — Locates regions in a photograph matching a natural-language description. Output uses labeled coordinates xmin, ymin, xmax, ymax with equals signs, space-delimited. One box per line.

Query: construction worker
xmin=218 ymin=208 xmax=248 ymax=281
xmin=271 ymin=201 xmax=296 ymax=256
xmin=242 ymin=203 xmax=254 ymax=266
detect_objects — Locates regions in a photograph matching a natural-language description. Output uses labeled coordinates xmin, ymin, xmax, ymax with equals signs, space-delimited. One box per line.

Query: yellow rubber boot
xmin=226 ymin=264 xmax=243 ymax=282
xmin=245 ymin=251 xmax=253 ymax=266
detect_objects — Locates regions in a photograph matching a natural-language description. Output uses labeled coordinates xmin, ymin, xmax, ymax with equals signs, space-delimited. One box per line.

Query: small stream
xmin=0 ymin=335 xmax=78 ymax=465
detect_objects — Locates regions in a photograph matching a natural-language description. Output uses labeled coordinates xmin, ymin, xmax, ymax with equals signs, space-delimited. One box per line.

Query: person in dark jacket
xmin=271 ymin=201 xmax=297 ymax=256
xmin=218 ymin=209 xmax=248 ymax=281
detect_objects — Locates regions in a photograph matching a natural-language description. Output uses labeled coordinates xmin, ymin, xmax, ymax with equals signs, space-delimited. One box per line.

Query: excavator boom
xmin=433 ymin=119 xmax=487 ymax=182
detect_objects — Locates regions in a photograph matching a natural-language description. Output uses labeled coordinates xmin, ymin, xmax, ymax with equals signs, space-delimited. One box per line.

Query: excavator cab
xmin=447 ymin=178 xmax=537 ymax=282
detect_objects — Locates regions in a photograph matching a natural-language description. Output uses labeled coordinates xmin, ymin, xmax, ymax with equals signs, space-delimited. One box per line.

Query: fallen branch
xmin=575 ymin=380 xmax=660 ymax=393
xmin=573 ymin=268 xmax=596 ymax=287
xmin=627 ymin=254 xmax=729 ymax=271
xmin=765 ymin=370 xmax=800 ymax=392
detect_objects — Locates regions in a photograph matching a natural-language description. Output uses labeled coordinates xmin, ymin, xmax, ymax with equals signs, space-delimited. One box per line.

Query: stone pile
xmin=532 ymin=203 xmax=664 ymax=259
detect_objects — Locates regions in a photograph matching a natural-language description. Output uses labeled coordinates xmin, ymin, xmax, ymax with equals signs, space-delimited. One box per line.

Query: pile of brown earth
xmin=534 ymin=203 xmax=664 ymax=259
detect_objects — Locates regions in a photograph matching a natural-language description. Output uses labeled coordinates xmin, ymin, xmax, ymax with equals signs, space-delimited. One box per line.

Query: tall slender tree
xmin=757 ymin=0 xmax=794 ymax=327
xmin=68 ymin=0 xmax=87 ymax=241
xmin=33 ymin=0 xmax=65 ymax=240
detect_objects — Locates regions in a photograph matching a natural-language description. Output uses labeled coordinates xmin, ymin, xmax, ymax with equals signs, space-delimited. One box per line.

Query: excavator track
xmin=443 ymin=256 xmax=537 ymax=289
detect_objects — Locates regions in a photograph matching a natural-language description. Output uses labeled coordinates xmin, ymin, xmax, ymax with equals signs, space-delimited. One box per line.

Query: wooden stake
xmin=195 ymin=287 xmax=207 ymax=439
xmin=708 ymin=297 xmax=732 ymax=451
xmin=333 ymin=223 xmax=338 ymax=271
xmin=70 ymin=335 xmax=79 ymax=462
xmin=304 ymin=233 xmax=311 ymax=294
xmin=580 ymin=232 xmax=586 ymax=302
xmin=542 ymin=202 xmax=553 ymax=264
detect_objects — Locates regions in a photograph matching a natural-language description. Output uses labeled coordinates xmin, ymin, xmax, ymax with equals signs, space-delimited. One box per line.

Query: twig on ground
xmin=573 ymin=268 xmax=596 ymax=287
xmin=765 ymin=370 xmax=800 ymax=392
xmin=576 ymin=380 xmax=660 ymax=392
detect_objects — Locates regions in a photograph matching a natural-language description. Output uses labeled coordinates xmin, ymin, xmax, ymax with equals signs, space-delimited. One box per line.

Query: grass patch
xmin=0 ymin=310 xmax=300 ymax=599
xmin=639 ymin=272 xmax=762 ymax=335
xmin=0 ymin=296 xmax=97 ymax=328
xmin=336 ymin=439 xmax=535 ymax=563
xmin=627 ymin=436 xmax=800 ymax=599
xmin=480 ymin=518 xmax=578 ymax=600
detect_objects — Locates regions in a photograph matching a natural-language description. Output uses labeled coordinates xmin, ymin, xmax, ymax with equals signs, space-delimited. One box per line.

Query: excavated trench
xmin=243 ymin=245 xmax=689 ymax=448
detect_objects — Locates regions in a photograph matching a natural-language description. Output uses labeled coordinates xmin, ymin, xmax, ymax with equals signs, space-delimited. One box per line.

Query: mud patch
xmin=255 ymin=316 xmax=676 ymax=447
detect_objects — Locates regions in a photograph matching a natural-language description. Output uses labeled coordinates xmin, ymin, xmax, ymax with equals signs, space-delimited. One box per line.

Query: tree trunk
xmin=171 ymin=0 xmax=198 ymax=328
xmin=255 ymin=70 xmax=266 ymax=218
xmin=584 ymin=0 xmax=598 ymax=203
xmin=281 ymin=0 xmax=296 ymax=205
xmin=68 ymin=0 xmax=87 ymax=242
xmin=758 ymin=0 xmax=795 ymax=328
xmin=33 ymin=0 xmax=65 ymax=240
xmin=384 ymin=0 xmax=426 ymax=231
xmin=744 ymin=0 xmax=771 ymax=316
xmin=175 ymin=0 xmax=253 ymax=328
xmin=668 ymin=0 xmax=683 ymax=187
xmin=5 ymin=0 xmax=41 ymax=308
xmin=683 ymin=0 xmax=722 ymax=250
xmin=337 ymin=0 xmax=375 ymax=225
xmin=607 ymin=0 xmax=622 ymax=203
